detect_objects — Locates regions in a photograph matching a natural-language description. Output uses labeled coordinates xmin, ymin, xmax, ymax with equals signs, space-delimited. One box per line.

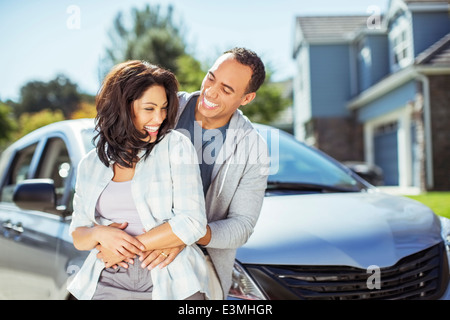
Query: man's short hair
xmin=224 ymin=47 xmax=266 ymax=94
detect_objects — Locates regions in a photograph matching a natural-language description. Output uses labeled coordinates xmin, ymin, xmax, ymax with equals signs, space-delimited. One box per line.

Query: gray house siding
xmin=357 ymin=81 xmax=416 ymax=122
xmin=310 ymin=44 xmax=352 ymax=118
xmin=412 ymin=12 xmax=450 ymax=56
xmin=357 ymin=35 xmax=390 ymax=92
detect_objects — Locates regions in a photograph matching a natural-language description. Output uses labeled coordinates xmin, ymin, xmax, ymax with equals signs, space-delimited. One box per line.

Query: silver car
xmin=0 ymin=119 xmax=449 ymax=299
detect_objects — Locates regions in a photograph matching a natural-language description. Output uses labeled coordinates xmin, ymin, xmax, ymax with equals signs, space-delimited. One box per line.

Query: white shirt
xmin=68 ymin=130 xmax=210 ymax=300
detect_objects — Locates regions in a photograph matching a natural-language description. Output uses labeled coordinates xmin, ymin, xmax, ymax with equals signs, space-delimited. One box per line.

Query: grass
xmin=405 ymin=192 xmax=450 ymax=219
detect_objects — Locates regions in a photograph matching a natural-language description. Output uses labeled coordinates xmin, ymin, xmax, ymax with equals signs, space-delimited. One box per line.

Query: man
xmin=173 ymin=47 xmax=269 ymax=299
xmin=99 ymin=48 xmax=269 ymax=299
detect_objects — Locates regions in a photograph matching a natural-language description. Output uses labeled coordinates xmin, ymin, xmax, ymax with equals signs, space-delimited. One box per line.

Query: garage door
xmin=374 ymin=122 xmax=399 ymax=186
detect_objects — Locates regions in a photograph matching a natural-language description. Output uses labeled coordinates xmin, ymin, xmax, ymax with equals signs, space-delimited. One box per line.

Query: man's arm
xmin=206 ymin=135 xmax=269 ymax=249
xmin=206 ymin=169 xmax=267 ymax=249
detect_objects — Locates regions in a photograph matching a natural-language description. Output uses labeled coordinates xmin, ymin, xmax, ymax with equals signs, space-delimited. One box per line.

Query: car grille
xmin=249 ymin=242 xmax=449 ymax=300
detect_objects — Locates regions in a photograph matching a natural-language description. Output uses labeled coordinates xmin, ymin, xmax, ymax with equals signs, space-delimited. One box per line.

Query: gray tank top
xmin=96 ymin=180 xmax=144 ymax=236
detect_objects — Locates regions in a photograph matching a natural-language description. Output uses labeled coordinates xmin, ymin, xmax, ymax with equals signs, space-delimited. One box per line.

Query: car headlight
xmin=440 ymin=217 xmax=450 ymax=253
xmin=228 ymin=261 xmax=267 ymax=300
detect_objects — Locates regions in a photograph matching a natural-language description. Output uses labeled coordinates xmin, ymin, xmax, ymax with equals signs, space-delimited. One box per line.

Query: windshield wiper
xmin=267 ymin=181 xmax=358 ymax=193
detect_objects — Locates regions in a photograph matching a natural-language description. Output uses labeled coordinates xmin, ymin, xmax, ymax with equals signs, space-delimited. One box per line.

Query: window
xmin=261 ymin=126 xmax=360 ymax=190
xmin=36 ymin=138 xmax=71 ymax=205
xmin=389 ymin=12 xmax=413 ymax=71
xmin=374 ymin=121 xmax=398 ymax=136
xmin=0 ymin=143 xmax=38 ymax=203
xmin=393 ymin=30 xmax=409 ymax=65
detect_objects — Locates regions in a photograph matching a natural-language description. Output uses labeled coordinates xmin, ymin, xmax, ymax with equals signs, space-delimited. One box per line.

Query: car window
xmin=81 ymin=128 xmax=96 ymax=152
xmin=35 ymin=137 xmax=71 ymax=205
xmin=0 ymin=143 xmax=37 ymax=203
xmin=258 ymin=125 xmax=361 ymax=190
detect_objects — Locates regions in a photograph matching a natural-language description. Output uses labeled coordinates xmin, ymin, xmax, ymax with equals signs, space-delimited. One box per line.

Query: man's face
xmin=195 ymin=53 xmax=256 ymax=129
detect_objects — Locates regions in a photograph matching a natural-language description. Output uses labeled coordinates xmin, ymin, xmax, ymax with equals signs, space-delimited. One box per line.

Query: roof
xmin=416 ymin=33 xmax=450 ymax=66
xmin=402 ymin=0 xmax=450 ymax=11
xmin=296 ymin=16 xmax=368 ymax=43
xmin=403 ymin=0 xmax=449 ymax=4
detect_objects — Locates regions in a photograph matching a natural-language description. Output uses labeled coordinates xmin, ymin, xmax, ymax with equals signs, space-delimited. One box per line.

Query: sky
xmin=0 ymin=0 xmax=388 ymax=102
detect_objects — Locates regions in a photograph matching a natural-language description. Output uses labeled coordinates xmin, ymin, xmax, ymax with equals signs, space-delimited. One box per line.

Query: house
xmin=292 ymin=0 xmax=450 ymax=190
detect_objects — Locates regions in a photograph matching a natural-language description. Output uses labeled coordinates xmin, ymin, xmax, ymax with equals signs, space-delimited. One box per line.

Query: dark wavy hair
xmin=223 ymin=47 xmax=266 ymax=94
xmin=94 ymin=60 xmax=179 ymax=168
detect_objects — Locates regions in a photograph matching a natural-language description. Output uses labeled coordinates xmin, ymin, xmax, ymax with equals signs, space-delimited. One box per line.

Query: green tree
xmin=175 ymin=54 xmax=206 ymax=92
xmin=102 ymin=4 xmax=186 ymax=75
xmin=0 ymin=102 xmax=17 ymax=147
xmin=241 ymin=70 xmax=291 ymax=124
xmin=70 ymin=101 xmax=97 ymax=119
xmin=14 ymin=74 xmax=81 ymax=118
xmin=13 ymin=109 xmax=65 ymax=140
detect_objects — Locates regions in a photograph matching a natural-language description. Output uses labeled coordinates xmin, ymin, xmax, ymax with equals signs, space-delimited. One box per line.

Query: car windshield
xmin=256 ymin=125 xmax=363 ymax=193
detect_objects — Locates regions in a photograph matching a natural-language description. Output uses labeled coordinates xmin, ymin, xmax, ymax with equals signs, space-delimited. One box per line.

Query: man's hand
xmin=139 ymin=245 xmax=185 ymax=270
xmin=96 ymin=244 xmax=134 ymax=269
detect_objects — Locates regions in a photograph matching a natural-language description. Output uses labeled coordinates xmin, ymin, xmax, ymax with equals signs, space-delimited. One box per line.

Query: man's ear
xmin=240 ymin=92 xmax=256 ymax=106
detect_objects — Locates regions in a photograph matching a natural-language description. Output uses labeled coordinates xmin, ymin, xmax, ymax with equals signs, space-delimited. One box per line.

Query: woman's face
xmin=132 ymin=85 xmax=168 ymax=143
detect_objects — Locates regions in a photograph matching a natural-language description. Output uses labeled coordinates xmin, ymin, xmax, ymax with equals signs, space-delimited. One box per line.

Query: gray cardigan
xmin=177 ymin=91 xmax=270 ymax=298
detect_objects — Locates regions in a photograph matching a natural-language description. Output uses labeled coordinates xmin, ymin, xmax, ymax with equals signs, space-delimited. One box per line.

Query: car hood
xmin=236 ymin=191 xmax=442 ymax=269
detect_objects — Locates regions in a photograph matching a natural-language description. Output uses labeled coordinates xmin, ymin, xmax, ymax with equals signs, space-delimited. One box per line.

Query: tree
xmin=102 ymin=4 xmax=186 ymax=76
xmin=0 ymin=102 xmax=17 ymax=147
xmin=70 ymin=101 xmax=97 ymax=119
xmin=13 ymin=109 xmax=65 ymax=140
xmin=175 ymin=54 xmax=206 ymax=92
xmin=14 ymin=74 xmax=81 ymax=118
xmin=241 ymin=70 xmax=291 ymax=125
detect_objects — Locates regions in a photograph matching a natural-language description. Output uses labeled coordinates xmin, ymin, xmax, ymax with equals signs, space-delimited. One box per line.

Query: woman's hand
xmin=95 ymin=222 xmax=145 ymax=260
xmin=139 ymin=245 xmax=186 ymax=270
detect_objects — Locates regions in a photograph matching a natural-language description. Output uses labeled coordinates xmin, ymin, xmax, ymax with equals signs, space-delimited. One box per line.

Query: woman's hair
xmin=94 ymin=60 xmax=179 ymax=168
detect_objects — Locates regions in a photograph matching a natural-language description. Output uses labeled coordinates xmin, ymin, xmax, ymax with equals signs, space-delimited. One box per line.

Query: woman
xmin=67 ymin=60 xmax=209 ymax=300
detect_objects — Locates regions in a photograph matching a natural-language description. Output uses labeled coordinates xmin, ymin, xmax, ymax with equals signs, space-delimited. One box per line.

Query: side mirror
xmin=13 ymin=179 xmax=58 ymax=214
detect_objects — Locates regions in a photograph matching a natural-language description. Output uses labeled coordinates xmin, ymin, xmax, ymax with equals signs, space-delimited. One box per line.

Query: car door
xmin=0 ymin=136 xmax=72 ymax=299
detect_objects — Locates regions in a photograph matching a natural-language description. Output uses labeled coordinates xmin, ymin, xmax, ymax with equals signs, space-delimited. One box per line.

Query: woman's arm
xmin=95 ymin=223 xmax=187 ymax=269
xmin=135 ymin=222 xmax=184 ymax=250
xmin=134 ymin=133 xmax=207 ymax=268
xmin=72 ymin=222 xmax=145 ymax=257
xmin=196 ymin=225 xmax=211 ymax=246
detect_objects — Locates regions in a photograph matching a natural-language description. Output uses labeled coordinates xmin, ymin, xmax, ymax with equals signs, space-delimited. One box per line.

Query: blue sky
xmin=0 ymin=0 xmax=388 ymax=101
